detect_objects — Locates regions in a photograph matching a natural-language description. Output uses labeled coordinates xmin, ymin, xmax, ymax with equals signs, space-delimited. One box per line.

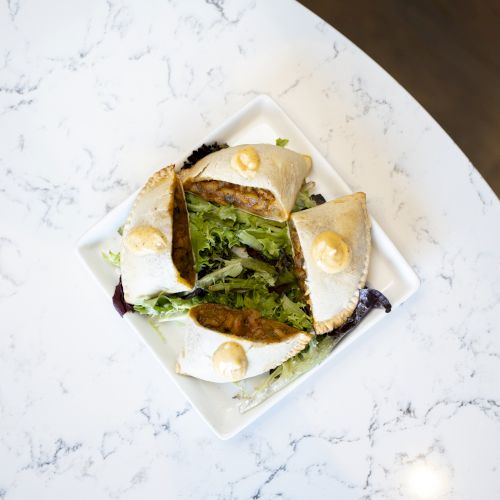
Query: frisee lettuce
xmin=133 ymin=192 xmax=315 ymax=330
xmin=134 ymin=286 xmax=312 ymax=330
xmin=186 ymin=193 xmax=291 ymax=273
xmin=197 ymin=257 xmax=278 ymax=289
xmin=292 ymin=181 xmax=318 ymax=212
xmin=134 ymin=294 xmax=202 ymax=320
xmin=236 ymin=335 xmax=337 ymax=412
xmin=102 ymin=250 xmax=120 ymax=267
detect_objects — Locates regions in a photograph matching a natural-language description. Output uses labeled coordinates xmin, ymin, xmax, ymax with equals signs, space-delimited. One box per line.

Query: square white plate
xmin=77 ymin=95 xmax=419 ymax=439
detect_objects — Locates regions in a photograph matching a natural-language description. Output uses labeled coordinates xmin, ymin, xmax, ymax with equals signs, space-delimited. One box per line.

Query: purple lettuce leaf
xmin=327 ymin=287 xmax=392 ymax=338
xmin=112 ymin=277 xmax=134 ymax=317
xmin=310 ymin=193 xmax=326 ymax=205
xmin=181 ymin=142 xmax=228 ymax=170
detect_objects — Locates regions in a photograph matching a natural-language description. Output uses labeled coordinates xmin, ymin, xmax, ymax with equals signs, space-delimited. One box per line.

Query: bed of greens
xmin=134 ymin=189 xmax=314 ymax=330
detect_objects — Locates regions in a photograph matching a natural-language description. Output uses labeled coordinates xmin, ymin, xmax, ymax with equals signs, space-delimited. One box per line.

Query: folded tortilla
xmin=121 ymin=166 xmax=196 ymax=304
xmin=289 ymin=193 xmax=371 ymax=334
xmin=176 ymin=304 xmax=312 ymax=383
xmin=179 ymin=144 xmax=312 ymax=221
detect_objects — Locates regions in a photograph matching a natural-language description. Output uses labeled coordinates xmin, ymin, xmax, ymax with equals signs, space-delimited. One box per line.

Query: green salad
xmin=134 ymin=190 xmax=314 ymax=331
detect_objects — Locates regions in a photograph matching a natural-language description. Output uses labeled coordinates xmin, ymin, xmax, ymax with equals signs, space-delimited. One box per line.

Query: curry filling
xmin=190 ymin=304 xmax=303 ymax=343
xmin=184 ymin=179 xmax=282 ymax=219
xmin=172 ymin=178 xmax=196 ymax=287
xmin=289 ymin=222 xmax=311 ymax=312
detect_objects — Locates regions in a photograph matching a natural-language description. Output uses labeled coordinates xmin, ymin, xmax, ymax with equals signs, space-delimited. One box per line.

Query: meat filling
xmin=184 ymin=179 xmax=282 ymax=219
xmin=191 ymin=304 xmax=302 ymax=343
xmin=172 ymin=178 xmax=196 ymax=287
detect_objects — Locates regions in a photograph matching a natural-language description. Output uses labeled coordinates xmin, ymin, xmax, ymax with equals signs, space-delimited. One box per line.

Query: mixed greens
xmin=133 ymin=189 xmax=315 ymax=330
xmin=186 ymin=193 xmax=292 ymax=272
xmin=292 ymin=181 xmax=319 ymax=212
xmin=237 ymin=334 xmax=338 ymax=411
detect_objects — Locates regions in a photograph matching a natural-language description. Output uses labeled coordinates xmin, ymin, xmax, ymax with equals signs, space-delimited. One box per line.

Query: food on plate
xmin=120 ymin=166 xmax=196 ymax=304
xmin=176 ymin=304 xmax=312 ymax=382
xmin=106 ymin=140 xmax=390 ymax=412
xmin=180 ymin=144 xmax=311 ymax=221
xmin=289 ymin=193 xmax=371 ymax=333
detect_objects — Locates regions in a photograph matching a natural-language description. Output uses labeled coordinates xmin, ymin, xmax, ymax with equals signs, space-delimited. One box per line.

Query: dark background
xmin=300 ymin=0 xmax=500 ymax=196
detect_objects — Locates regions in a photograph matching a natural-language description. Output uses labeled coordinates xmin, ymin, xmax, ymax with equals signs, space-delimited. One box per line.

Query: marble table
xmin=1 ymin=1 xmax=499 ymax=498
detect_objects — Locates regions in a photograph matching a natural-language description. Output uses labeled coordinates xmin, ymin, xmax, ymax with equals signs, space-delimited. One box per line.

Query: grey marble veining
xmin=1 ymin=0 xmax=499 ymax=498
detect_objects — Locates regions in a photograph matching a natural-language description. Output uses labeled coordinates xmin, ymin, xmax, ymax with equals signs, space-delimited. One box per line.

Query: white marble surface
xmin=1 ymin=0 xmax=499 ymax=498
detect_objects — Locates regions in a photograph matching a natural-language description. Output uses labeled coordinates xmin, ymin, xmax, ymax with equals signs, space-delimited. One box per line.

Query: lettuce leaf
xmin=292 ymin=182 xmax=319 ymax=212
xmin=134 ymin=284 xmax=311 ymax=330
xmin=328 ymin=287 xmax=392 ymax=334
xmin=186 ymin=193 xmax=291 ymax=273
xmin=196 ymin=260 xmax=245 ymax=288
xmin=205 ymin=258 xmax=279 ymax=293
xmin=280 ymin=295 xmax=311 ymax=330
xmin=132 ymin=195 xmax=311 ymax=329
xmin=275 ymin=138 xmax=289 ymax=147
xmin=113 ymin=278 xmax=134 ymax=316
xmin=236 ymin=287 xmax=392 ymax=412
xmin=102 ymin=250 xmax=121 ymax=267
xmin=236 ymin=335 xmax=336 ymax=412
xmin=134 ymin=294 xmax=202 ymax=321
